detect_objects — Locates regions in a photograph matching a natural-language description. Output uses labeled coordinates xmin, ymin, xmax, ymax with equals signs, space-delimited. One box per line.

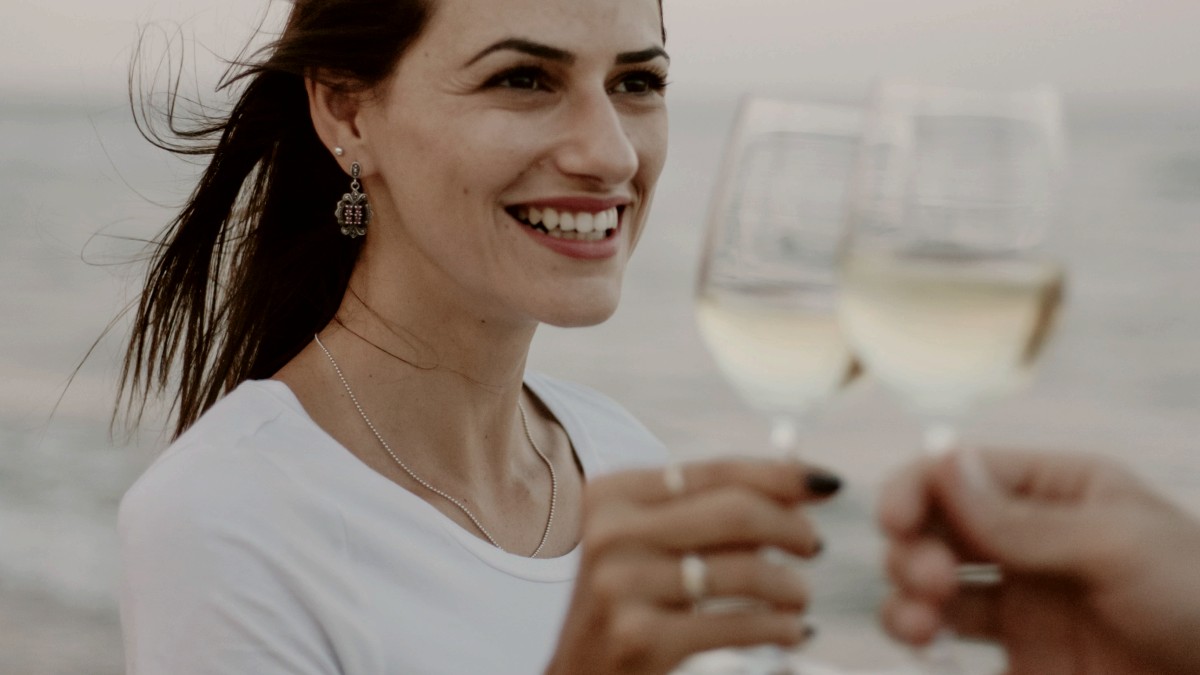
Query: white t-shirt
xmin=119 ymin=374 xmax=668 ymax=675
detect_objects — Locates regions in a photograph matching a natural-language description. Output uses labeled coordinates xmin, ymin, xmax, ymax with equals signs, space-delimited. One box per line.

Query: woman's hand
xmin=545 ymin=459 xmax=841 ymax=675
xmin=878 ymin=448 xmax=1200 ymax=675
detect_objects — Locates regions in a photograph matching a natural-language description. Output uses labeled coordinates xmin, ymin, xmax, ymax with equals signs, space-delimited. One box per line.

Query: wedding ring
xmin=956 ymin=562 xmax=1004 ymax=586
xmin=663 ymin=463 xmax=685 ymax=497
xmin=681 ymin=553 xmax=707 ymax=603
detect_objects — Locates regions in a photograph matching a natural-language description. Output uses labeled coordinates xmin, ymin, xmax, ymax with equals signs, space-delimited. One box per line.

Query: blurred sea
xmin=1 ymin=91 xmax=1198 ymax=673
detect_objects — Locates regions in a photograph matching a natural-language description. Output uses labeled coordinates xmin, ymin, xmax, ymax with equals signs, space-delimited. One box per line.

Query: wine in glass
xmin=837 ymin=80 xmax=1067 ymax=671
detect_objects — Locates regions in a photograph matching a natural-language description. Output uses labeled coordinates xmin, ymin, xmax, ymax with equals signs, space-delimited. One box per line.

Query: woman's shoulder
xmin=118 ymin=380 xmax=331 ymax=543
xmin=525 ymin=371 xmax=668 ymax=473
xmin=524 ymin=371 xmax=647 ymax=432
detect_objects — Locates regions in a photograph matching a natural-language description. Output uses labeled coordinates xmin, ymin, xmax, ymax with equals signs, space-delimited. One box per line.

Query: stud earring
xmin=334 ymin=146 xmax=345 ymax=157
xmin=334 ymin=161 xmax=370 ymax=238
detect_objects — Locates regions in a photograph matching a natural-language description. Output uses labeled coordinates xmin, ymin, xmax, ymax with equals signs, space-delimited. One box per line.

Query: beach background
xmin=2 ymin=1 xmax=1199 ymax=672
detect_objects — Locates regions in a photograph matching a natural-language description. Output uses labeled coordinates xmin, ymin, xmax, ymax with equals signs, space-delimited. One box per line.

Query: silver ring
xmin=681 ymin=553 xmax=707 ymax=603
xmin=956 ymin=562 xmax=1003 ymax=586
xmin=663 ymin=463 xmax=685 ymax=497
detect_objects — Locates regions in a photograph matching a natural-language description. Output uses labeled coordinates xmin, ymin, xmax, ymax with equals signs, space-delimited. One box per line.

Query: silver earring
xmin=334 ymin=146 xmax=345 ymax=157
xmin=334 ymin=162 xmax=370 ymax=238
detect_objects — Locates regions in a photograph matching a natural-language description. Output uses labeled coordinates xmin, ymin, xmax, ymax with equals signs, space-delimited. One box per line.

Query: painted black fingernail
xmin=811 ymin=539 xmax=825 ymax=557
xmin=802 ymin=622 xmax=817 ymax=641
xmin=804 ymin=470 xmax=842 ymax=496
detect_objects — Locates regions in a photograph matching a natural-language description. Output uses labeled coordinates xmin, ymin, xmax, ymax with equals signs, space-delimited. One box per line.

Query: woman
xmin=117 ymin=0 xmax=839 ymax=672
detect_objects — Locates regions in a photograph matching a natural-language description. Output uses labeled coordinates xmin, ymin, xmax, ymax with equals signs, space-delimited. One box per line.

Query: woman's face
xmin=356 ymin=0 xmax=668 ymax=329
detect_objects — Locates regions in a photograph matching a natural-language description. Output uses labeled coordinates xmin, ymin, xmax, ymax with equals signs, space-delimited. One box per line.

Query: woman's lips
xmin=506 ymin=204 xmax=625 ymax=260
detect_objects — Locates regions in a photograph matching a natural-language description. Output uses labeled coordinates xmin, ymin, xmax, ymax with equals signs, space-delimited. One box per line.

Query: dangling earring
xmin=335 ymin=161 xmax=370 ymax=238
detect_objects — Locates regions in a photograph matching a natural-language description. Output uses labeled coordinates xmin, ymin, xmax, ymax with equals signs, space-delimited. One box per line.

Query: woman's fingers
xmin=607 ymin=605 xmax=812 ymax=674
xmin=567 ymin=459 xmax=838 ymax=672
xmin=589 ymin=486 xmax=824 ymax=558
xmin=588 ymin=459 xmax=841 ymax=507
xmin=589 ymin=549 xmax=810 ymax=611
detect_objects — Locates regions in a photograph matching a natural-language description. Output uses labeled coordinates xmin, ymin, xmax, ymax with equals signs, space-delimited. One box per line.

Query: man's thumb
xmin=937 ymin=448 xmax=1089 ymax=577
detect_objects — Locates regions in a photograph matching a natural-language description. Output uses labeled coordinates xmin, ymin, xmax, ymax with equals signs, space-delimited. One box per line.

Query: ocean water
xmin=1 ymin=91 xmax=1198 ymax=673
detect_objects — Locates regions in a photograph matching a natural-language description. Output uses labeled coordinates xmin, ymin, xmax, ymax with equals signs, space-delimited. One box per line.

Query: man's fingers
xmin=880 ymin=590 xmax=942 ymax=646
xmin=936 ymin=452 xmax=1106 ymax=576
xmin=943 ymin=585 xmax=1002 ymax=640
xmin=877 ymin=456 xmax=939 ymax=539
xmin=885 ymin=537 xmax=958 ymax=603
xmin=954 ymin=448 xmax=1124 ymax=500
xmin=881 ymin=584 xmax=1003 ymax=647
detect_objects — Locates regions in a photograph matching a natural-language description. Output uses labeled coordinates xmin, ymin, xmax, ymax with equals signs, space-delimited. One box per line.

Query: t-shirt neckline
xmin=248 ymin=376 xmax=586 ymax=581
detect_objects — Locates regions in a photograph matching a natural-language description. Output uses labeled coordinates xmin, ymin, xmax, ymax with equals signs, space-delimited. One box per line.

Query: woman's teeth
xmin=511 ymin=206 xmax=620 ymax=241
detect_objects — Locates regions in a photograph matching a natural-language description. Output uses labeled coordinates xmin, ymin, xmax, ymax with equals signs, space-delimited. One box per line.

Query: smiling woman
xmin=115 ymin=0 xmax=839 ymax=673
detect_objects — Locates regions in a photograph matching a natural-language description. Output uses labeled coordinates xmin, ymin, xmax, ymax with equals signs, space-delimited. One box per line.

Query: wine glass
xmin=837 ymin=81 xmax=1067 ymax=670
xmin=696 ymin=96 xmax=862 ymax=458
xmin=690 ymin=96 xmax=862 ymax=674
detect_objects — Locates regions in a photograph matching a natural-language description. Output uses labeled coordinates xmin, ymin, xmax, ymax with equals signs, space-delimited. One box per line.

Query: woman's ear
xmin=306 ymin=76 xmax=371 ymax=174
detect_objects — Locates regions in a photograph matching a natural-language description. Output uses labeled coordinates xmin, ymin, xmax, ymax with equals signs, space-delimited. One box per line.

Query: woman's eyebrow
xmin=616 ymin=47 xmax=669 ymax=65
xmin=466 ymin=39 xmax=574 ymax=66
xmin=465 ymin=40 xmax=670 ymax=68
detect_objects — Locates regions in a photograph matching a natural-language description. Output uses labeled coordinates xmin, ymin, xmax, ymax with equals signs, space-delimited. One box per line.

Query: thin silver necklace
xmin=314 ymin=333 xmax=558 ymax=558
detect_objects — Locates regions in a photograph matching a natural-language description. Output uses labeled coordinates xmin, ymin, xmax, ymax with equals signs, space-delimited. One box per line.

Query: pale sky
xmin=4 ymin=0 xmax=1200 ymax=101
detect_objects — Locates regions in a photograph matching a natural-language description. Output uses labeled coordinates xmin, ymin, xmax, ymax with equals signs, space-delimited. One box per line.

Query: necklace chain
xmin=314 ymin=333 xmax=558 ymax=558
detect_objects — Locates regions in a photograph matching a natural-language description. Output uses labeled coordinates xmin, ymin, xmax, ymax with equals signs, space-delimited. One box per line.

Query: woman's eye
xmin=612 ymin=71 xmax=668 ymax=95
xmin=487 ymin=67 xmax=549 ymax=91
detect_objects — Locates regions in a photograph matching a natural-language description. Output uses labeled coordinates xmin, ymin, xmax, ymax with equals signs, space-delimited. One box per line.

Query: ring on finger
xmin=956 ymin=562 xmax=1003 ymax=586
xmin=663 ymin=463 xmax=685 ymax=497
xmin=681 ymin=553 xmax=707 ymax=603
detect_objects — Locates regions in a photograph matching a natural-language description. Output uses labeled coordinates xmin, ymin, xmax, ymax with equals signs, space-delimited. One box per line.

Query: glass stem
xmin=767 ymin=414 xmax=807 ymax=673
xmin=919 ymin=418 xmax=966 ymax=674
xmin=923 ymin=421 xmax=959 ymax=457
xmin=769 ymin=415 xmax=802 ymax=460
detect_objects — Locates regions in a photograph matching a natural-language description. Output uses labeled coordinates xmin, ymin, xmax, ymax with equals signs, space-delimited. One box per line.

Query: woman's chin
xmin=538 ymin=295 xmax=622 ymax=329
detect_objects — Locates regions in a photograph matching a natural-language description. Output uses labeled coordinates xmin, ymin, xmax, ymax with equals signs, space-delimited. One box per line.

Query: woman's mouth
xmin=506 ymin=205 xmax=621 ymax=242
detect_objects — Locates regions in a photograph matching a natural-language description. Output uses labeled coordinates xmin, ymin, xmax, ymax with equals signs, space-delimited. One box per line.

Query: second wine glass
xmin=837 ymin=80 xmax=1068 ymax=673
xmin=839 ymin=80 xmax=1066 ymax=458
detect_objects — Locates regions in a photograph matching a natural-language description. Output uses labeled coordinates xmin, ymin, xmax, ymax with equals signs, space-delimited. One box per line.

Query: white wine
xmin=696 ymin=287 xmax=859 ymax=416
xmin=839 ymin=250 xmax=1063 ymax=417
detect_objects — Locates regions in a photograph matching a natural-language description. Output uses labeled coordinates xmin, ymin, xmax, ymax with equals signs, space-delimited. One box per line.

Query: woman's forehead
xmin=422 ymin=0 xmax=664 ymax=55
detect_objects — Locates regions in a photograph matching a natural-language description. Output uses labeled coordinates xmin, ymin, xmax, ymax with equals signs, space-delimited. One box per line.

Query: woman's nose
xmin=552 ymin=92 xmax=639 ymax=186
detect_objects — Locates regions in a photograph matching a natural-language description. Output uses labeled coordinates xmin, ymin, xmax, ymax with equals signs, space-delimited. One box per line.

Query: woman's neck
xmin=290 ymin=252 xmax=545 ymax=480
xmin=272 ymin=264 xmax=581 ymax=556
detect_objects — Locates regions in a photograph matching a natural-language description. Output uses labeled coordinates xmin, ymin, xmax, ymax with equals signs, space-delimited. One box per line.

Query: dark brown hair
xmin=121 ymin=0 xmax=431 ymax=437
xmin=121 ymin=0 xmax=665 ymax=438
